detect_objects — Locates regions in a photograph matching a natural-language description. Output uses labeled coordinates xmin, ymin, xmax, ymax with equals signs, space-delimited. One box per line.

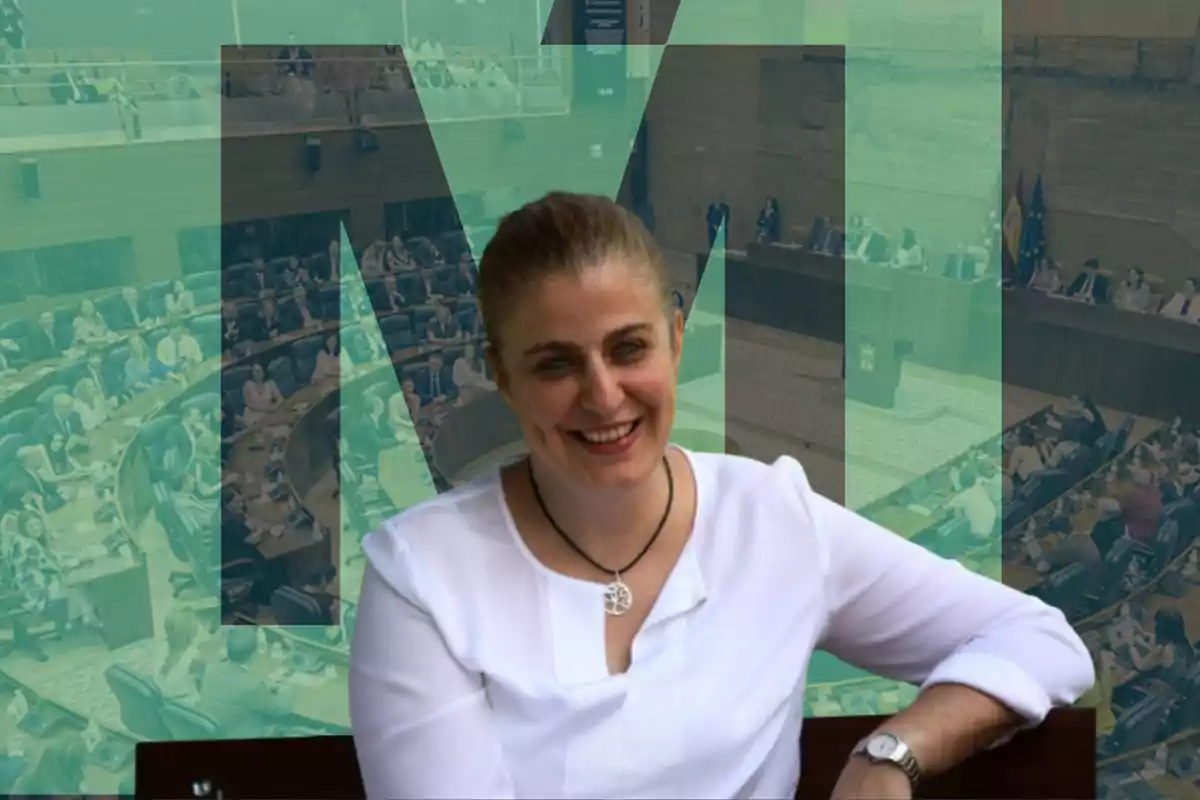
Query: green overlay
xmin=0 ymin=0 xmax=1002 ymax=793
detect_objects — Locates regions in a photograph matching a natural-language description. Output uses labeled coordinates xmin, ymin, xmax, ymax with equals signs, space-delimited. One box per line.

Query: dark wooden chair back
xmin=136 ymin=708 xmax=1094 ymax=799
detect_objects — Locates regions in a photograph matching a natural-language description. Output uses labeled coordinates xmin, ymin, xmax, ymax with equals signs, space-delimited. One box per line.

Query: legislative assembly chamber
xmin=0 ymin=0 xmax=1198 ymax=796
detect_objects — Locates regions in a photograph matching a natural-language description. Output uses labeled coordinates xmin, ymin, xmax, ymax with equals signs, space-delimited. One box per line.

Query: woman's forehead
xmin=512 ymin=272 xmax=661 ymax=338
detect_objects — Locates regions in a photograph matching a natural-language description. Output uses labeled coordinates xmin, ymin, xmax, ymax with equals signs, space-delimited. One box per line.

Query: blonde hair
xmin=477 ymin=191 xmax=670 ymax=351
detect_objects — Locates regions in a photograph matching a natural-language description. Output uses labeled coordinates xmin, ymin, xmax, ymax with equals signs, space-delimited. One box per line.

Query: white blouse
xmin=349 ymin=452 xmax=1092 ymax=800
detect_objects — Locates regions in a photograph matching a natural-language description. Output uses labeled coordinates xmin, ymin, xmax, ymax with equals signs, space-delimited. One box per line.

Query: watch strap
xmin=852 ymin=733 xmax=922 ymax=787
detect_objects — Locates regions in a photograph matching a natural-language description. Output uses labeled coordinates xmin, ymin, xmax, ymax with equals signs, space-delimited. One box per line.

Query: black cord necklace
xmin=528 ymin=455 xmax=674 ymax=617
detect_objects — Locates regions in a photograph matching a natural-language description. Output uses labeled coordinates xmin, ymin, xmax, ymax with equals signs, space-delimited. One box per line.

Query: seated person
xmin=401 ymin=377 xmax=422 ymax=419
xmin=255 ymin=297 xmax=281 ymax=340
xmin=1007 ymin=428 xmax=1045 ymax=486
xmin=1159 ymin=277 xmax=1200 ymax=324
xmin=280 ymin=286 xmax=318 ymax=332
xmin=1108 ymin=600 xmax=1153 ymax=656
xmin=182 ymin=407 xmax=221 ymax=477
xmin=1088 ymin=498 xmax=1126 ymax=559
xmin=312 ymin=335 xmax=347 ymax=384
xmin=82 ymin=351 xmax=116 ymax=403
xmin=292 ymin=258 xmax=316 ymax=289
xmin=1112 ymin=268 xmax=1152 ymax=314
xmin=274 ymin=256 xmax=298 ymax=290
xmin=755 ymin=196 xmax=780 ymax=245
xmin=352 ymin=396 xmax=393 ymax=453
xmin=246 ymin=257 xmax=271 ymax=295
xmin=944 ymin=464 xmax=997 ymax=538
xmin=34 ymin=393 xmax=88 ymax=451
xmin=172 ymin=471 xmax=219 ymax=533
xmin=425 ymin=304 xmax=460 ymax=345
xmin=891 ymin=228 xmax=925 ymax=271
xmin=1117 ymin=467 xmax=1163 ymax=545
xmin=1026 ymin=259 xmax=1063 ymax=294
xmin=112 ymin=285 xmax=152 ymax=329
xmin=1036 ymin=516 xmax=1102 ymax=579
xmin=155 ymin=325 xmax=205 ymax=375
xmin=71 ymin=299 xmax=111 ymax=346
xmin=1063 ymin=394 xmax=1106 ymax=448
xmin=421 ymin=352 xmax=452 ymax=404
xmin=197 ymin=627 xmax=295 ymax=738
xmin=0 ymin=508 xmax=68 ymax=661
xmin=853 ymin=222 xmax=890 ymax=264
xmin=72 ymin=376 xmax=109 ymax=432
xmin=1114 ymin=608 xmax=1194 ymax=708
xmin=165 ymin=279 xmax=196 ymax=316
xmin=155 ymin=606 xmax=206 ymax=703
xmin=221 ymin=300 xmax=246 ymax=350
xmin=300 ymin=566 xmax=339 ymax=625
xmin=1044 ymin=437 xmax=1080 ymax=468
xmin=26 ymin=311 xmax=65 ymax=361
xmin=417 ymin=268 xmax=443 ymax=304
xmin=1064 ymin=258 xmax=1110 ymax=305
xmin=378 ymin=274 xmax=408 ymax=313
xmin=452 ymin=342 xmax=496 ymax=401
xmin=241 ymin=363 xmax=283 ymax=426
xmin=455 ymin=253 xmax=479 ymax=295
xmin=124 ymin=334 xmax=156 ymax=394
xmin=386 ymin=235 xmax=416 ymax=272
xmin=43 ymin=431 xmax=86 ymax=481
xmin=360 ymin=240 xmax=387 ymax=278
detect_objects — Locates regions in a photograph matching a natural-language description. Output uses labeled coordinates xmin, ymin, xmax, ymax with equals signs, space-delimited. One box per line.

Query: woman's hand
xmin=830 ymin=759 xmax=913 ymax=800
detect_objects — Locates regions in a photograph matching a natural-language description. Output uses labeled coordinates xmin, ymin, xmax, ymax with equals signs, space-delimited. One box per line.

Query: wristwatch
xmin=851 ymin=732 xmax=922 ymax=787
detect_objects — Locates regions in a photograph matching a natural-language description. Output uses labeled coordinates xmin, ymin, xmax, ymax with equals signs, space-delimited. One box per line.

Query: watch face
xmin=866 ymin=735 xmax=899 ymax=760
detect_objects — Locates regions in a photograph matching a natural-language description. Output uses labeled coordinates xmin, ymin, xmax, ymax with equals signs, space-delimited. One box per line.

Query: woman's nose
xmin=580 ymin=361 xmax=623 ymax=412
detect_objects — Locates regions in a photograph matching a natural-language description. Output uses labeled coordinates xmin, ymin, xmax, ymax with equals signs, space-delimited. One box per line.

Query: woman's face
xmin=174 ymin=281 xmax=185 ymax=294
xmin=489 ymin=259 xmax=683 ymax=489
xmin=1128 ymin=269 xmax=1139 ymax=282
xmin=251 ymin=364 xmax=264 ymax=382
xmin=25 ymin=516 xmax=45 ymax=540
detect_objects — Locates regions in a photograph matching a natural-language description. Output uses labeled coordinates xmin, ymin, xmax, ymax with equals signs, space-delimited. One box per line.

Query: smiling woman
xmin=347 ymin=191 xmax=1095 ymax=800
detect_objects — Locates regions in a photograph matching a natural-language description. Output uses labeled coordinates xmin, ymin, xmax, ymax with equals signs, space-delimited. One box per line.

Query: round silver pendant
xmin=604 ymin=578 xmax=634 ymax=616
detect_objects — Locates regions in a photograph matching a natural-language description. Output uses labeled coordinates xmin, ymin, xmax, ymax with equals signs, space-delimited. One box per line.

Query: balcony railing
xmin=0 ymin=52 xmax=570 ymax=150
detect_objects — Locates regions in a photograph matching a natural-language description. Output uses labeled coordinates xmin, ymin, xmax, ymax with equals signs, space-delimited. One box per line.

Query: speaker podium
xmin=844 ymin=332 xmax=905 ymax=409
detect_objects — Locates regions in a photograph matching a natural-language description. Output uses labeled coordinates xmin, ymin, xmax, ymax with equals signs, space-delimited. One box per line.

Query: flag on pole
xmin=1017 ymin=175 xmax=1048 ymax=286
xmin=1001 ymin=172 xmax=1024 ymax=282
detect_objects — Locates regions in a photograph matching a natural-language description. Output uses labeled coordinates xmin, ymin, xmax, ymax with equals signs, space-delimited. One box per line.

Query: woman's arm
xmin=785 ymin=464 xmax=1093 ymax=787
xmin=349 ymin=547 xmax=514 ymax=800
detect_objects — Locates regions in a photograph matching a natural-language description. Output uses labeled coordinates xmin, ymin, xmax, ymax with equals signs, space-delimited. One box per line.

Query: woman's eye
xmin=613 ymin=341 xmax=646 ymax=360
xmin=536 ymin=358 xmax=571 ymax=374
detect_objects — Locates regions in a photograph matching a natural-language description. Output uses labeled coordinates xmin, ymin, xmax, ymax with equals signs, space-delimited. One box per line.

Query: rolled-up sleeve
xmin=780 ymin=459 xmax=1095 ymax=723
xmin=348 ymin=528 xmax=515 ymax=799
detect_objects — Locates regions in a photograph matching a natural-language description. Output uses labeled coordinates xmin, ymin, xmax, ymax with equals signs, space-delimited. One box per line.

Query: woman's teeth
xmin=579 ymin=422 xmax=636 ymax=444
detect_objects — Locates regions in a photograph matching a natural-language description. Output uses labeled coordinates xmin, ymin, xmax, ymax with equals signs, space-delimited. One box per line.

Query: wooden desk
xmin=133 ymin=708 xmax=1097 ymax=800
xmin=996 ymin=289 xmax=1200 ymax=420
xmin=732 ymin=243 xmax=1200 ymax=420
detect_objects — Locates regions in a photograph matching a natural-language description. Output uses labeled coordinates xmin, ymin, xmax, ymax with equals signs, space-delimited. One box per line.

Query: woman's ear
xmin=670 ymin=308 xmax=685 ymax=368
